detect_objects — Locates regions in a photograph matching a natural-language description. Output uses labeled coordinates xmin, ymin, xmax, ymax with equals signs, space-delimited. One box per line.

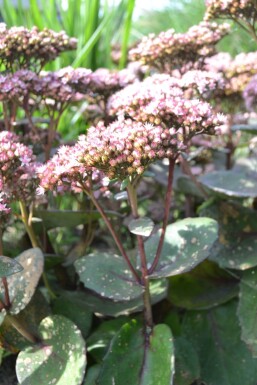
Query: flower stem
xmin=148 ymin=158 xmax=175 ymax=275
xmin=127 ymin=181 xmax=153 ymax=328
xmin=2 ymin=277 xmax=10 ymax=309
xmin=88 ymin=191 xmax=141 ymax=284
xmin=19 ymin=201 xmax=57 ymax=299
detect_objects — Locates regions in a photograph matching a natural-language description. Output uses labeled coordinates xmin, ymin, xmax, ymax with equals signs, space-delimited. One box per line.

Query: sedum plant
xmin=1 ymin=1 xmax=257 ymax=383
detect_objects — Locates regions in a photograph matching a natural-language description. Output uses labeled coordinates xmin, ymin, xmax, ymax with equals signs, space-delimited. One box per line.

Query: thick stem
xmin=88 ymin=191 xmax=141 ymax=284
xmin=5 ymin=314 xmax=40 ymax=344
xmin=127 ymin=182 xmax=153 ymax=328
xmin=148 ymin=158 xmax=175 ymax=275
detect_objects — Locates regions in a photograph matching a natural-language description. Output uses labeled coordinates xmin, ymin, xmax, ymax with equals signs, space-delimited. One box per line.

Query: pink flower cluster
xmin=205 ymin=51 xmax=257 ymax=103
xmin=36 ymin=145 xmax=96 ymax=195
xmin=0 ymin=131 xmax=39 ymax=202
xmin=180 ymin=70 xmax=225 ymax=99
xmin=77 ymin=119 xmax=185 ymax=180
xmin=0 ymin=69 xmax=79 ymax=106
xmin=108 ymin=74 xmax=225 ymax=136
xmin=0 ymin=23 xmax=77 ymax=71
xmin=204 ymin=0 xmax=256 ymax=21
xmin=129 ymin=22 xmax=230 ymax=73
xmin=59 ymin=67 xmax=137 ymax=98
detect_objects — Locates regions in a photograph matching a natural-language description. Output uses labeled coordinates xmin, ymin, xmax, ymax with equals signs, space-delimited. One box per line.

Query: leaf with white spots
xmin=181 ymin=300 xmax=257 ymax=385
xmin=128 ymin=217 xmax=154 ymax=237
xmin=238 ymin=268 xmax=257 ymax=357
xmin=97 ymin=321 xmax=174 ymax=385
xmin=210 ymin=235 xmax=257 ymax=270
xmin=199 ymin=200 xmax=257 ymax=270
xmin=0 ymin=256 xmax=23 ymax=278
xmin=16 ymin=315 xmax=86 ymax=385
xmin=75 ymin=252 xmax=143 ymax=301
xmin=0 ymin=248 xmax=44 ymax=315
xmin=144 ymin=218 xmax=218 ymax=278
xmin=199 ymin=170 xmax=257 ymax=198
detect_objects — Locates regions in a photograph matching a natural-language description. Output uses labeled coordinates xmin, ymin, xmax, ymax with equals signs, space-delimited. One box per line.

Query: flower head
xmin=129 ymin=21 xmax=230 ymax=73
xmin=204 ymin=0 xmax=257 ymax=22
xmin=0 ymin=23 xmax=77 ymax=71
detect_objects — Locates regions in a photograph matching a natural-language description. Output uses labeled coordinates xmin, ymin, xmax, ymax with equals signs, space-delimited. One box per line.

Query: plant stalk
xmin=148 ymin=158 xmax=175 ymax=275
xmin=87 ymin=191 xmax=141 ymax=284
xmin=19 ymin=201 xmax=56 ymax=299
xmin=127 ymin=181 xmax=153 ymax=328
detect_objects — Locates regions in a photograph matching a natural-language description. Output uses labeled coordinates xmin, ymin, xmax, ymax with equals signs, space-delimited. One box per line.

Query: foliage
xmin=1 ymin=1 xmax=257 ymax=384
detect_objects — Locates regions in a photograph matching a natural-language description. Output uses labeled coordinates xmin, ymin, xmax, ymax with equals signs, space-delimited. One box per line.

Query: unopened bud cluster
xmin=204 ymin=0 xmax=256 ymax=21
xmin=0 ymin=23 xmax=77 ymax=71
xmin=77 ymin=119 xmax=186 ymax=180
xmin=59 ymin=67 xmax=137 ymax=98
xmin=129 ymin=22 xmax=230 ymax=73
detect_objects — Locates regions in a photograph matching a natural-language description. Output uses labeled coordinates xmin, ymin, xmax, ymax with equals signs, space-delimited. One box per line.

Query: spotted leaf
xmin=199 ymin=170 xmax=257 ymax=198
xmin=75 ymin=252 xmax=143 ymax=301
xmin=0 ymin=256 xmax=23 ymax=278
xmin=128 ymin=217 xmax=154 ymax=237
xmin=238 ymin=268 xmax=257 ymax=357
xmin=0 ymin=248 xmax=44 ymax=315
xmin=16 ymin=315 xmax=86 ymax=385
xmin=144 ymin=218 xmax=218 ymax=278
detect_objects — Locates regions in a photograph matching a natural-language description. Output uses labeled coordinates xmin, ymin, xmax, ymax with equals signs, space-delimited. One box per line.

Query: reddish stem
xmin=88 ymin=191 xmax=141 ymax=284
xmin=148 ymin=158 xmax=175 ymax=275
xmin=2 ymin=277 xmax=10 ymax=309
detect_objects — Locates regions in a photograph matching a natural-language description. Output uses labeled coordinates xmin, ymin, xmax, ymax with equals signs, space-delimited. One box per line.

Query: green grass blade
xmin=119 ymin=0 xmax=136 ymax=69
xmin=29 ymin=0 xmax=45 ymax=29
xmin=72 ymin=10 xmax=113 ymax=68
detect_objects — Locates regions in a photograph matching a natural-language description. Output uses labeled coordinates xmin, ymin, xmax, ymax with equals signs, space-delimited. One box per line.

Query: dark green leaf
xmin=174 ymin=337 xmax=200 ymax=385
xmin=83 ymin=364 xmax=101 ymax=385
xmin=52 ymin=292 xmax=93 ymax=338
xmin=199 ymin=200 xmax=257 ymax=270
xmin=87 ymin=316 xmax=131 ymax=362
xmin=34 ymin=209 xmax=120 ymax=229
xmin=177 ymin=176 xmax=206 ymax=199
xmin=168 ymin=260 xmax=238 ymax=309
xmin=182 ymin=300 xmax=257 ymax=385
xmin=238 ymin=268 xmax=257 ymax=357
xmin=75 ymin=278 xmax=167 ymax=317
xmin=97 ymin=321 xmax=174 ymax=385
